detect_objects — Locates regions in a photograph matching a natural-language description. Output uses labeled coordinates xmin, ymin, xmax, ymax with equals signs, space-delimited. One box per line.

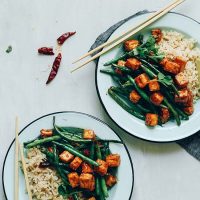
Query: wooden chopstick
xmin=15 ymin=117 xmax=19 ymax=200
xmin=19 ymin=143 xmax=33 ymax=200
xmin=71 ymin=0 xmax=184 ymax=72
xmin=72 ymin=0 xmax=181 ymax=64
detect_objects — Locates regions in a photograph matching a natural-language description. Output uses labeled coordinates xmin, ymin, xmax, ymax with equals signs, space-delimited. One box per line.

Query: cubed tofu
xmin=174 ymin=73 xmax=188 ymax=88
xmin=59 ymin=151 xmax=74 ymax=163
xmin=163 ymin=61 xmax=181 ymax=75
xmin=106 ymin=154 xmax=120 ymax=167
xmin=83 ymin=129 xmax=96 ymax=140
xmin=124 ymin=40 xmax=139 ymax=51
xmin=151 ymin=29 xmax=162 ymax=43
xmin=175 ymin=88 xmax=189 ymax=103
xmin=150 ymin=92 xmax=164 ymax=106
xmin=40 ymin=129 xmax=53 ymax=137
xmin=145 ymin=113 xmax=158 ymax=127
xmin=70 ymin=157 xmax=83 ymax=170
xmin=125 ymin=58 xmax=141 ymax=70
xmin=95 ymin=159 xmax=108 ymax=176
xmin=88 ymin=197 xmax=96 ymax=200
xmin=82 ymin=162 xmax=93 ymax=173
xmin=79 ymin=173 xmax=95 ymax=191
xmin=174 ymin=57 xmax=187 ymax=72
xmin=183 ymin=106 xmax=194 ymax=115
xmin=117 ymin=60 xmax=126 ymax=67
xmin=135 ymin=73 xmax=150 ymax=88
xmin=148 ymin=79 xmax=160 ymax=91
xmin=129 ymin=90 xmax=141 ymax=103
xmin=184 ymin=90 xmax=193 ymax=107
xmin=160 ymin=58 xmax=168 ymax=66
xmin=106 ymin=174 xmax=117 ymax=187
xmin=68 ymin=172 xmax=79 ymax=188
xmin=160 ymin=108 xmax=170 ymax=124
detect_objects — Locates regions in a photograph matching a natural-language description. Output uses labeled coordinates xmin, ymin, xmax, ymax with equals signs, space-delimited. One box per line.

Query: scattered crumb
xmin=6 ymin=45 xmax=12 ymax=53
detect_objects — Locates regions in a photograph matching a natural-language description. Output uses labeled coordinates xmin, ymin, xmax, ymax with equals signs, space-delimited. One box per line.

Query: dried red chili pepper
xmin=46 ymin=53 xmax=62 ymax=84
xmin=57 ymin=32 xmax=76 ymax=45
xmin=38 ymin=47 xmax=54 ymax=55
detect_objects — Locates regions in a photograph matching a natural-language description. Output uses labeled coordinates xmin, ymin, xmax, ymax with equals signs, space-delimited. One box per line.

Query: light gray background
xmin=0 ymin=0 xmax=199 ymax=199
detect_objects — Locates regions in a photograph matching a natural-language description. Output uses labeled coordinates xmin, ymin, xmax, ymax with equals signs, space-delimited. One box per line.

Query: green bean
xmin=96 ymin=144 xmax=102 ymax=160
xmin=54 ymin=125 xmax=92 ymax=143
xmin=95 ymin=177 xmax=101 ymax=196
xmin=25 ymin=135 xmax=61 ymax=148
xmin=163 ymin=98 xmax=181 ymax=126
xmin=57 ymin=126 xmax=83 ymax=134
xmin=90 ymin=142 xmax=95 ymax=160
xmin=104 ymin=52 xmax=128 ymax=66
xmin=104 ymin=48 xmax=137 ymax=66
xmin=100 ymin=69 xmax=120 ymax=76
xmin=140 ymin=64 xmax=157 ymax=79
xmin=53 ymin=141 xmax=99 ymax=166
xmin=100 ymin=177 xmax=109 ymax=198
xmin=108 ymin=88 xmax=145 ymax=120
xmin=112 ymin=64 xmax=132 ymax=73
xmin=111 ymin=86 xmax=151 ymax=113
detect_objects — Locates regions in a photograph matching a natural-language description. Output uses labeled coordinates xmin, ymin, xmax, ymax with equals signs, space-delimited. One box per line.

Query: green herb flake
xmin=6 ymin=45 xmax=12 ymax=53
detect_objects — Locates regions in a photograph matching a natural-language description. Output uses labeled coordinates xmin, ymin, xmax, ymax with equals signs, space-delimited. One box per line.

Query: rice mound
xmin=25 ymin=147 xmax=64 ymax=200
xmin=158 ymin=30 xmax=200 ymax=99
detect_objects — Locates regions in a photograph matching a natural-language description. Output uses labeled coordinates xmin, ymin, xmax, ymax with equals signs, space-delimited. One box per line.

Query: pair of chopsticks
xmin=15 ymin=117 xmax=32 ymax=200
xmin=71 ymin=0 xmax=185 ymax=72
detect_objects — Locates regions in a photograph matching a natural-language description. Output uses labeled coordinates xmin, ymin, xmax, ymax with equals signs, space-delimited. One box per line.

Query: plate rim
xmin=95 ymin=11 xmax=200 ymax=143
xmin=2 ymin=111 xmax=134 ymax=200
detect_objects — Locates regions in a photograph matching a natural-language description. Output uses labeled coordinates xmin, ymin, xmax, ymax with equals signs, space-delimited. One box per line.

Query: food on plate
xmin=101 ymin=29 xmax=200 ymax=127
xmin=22 ymin=117 xmax=121 ymax=200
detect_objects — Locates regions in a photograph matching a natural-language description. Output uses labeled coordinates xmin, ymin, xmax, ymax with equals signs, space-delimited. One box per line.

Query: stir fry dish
xmin=23 ymin=117 xmax=121 ymax=200
xmin=101 ymin=29 xmax=200 ymax=127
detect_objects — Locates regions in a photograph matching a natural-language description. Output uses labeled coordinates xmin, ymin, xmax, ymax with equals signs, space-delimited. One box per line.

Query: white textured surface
xmin=0 ymin=0 xmax=200 ymax=199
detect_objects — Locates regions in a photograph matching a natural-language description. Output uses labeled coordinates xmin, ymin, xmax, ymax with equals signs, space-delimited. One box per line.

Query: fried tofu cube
xmin=88 ymin=197 xmax=96 ymax=200
xmin=117 ymin=60 xmax=126 ymax=67
xmin=82 ymin=162 xmax=93 ymax=173
xmin=184 ymin=90 xmax=193 ymax=107
xmin=83 ymin=129 xmax=96 ymax=140
xmin=151 ymin=28 xmax=162 ymax=43
xmin=160 ymin=58 xmax=168 ymax=66
xmin=150 ymin=92 xmax=164 ymax=106
xmin=125 ymin=58 xmax=141 ymax=70
xmin=160 ymin=108 xmax=170 ymax=124
xmin=135 ymin=73 xmax=150 ymax=88
xmin=106 ymin=154 xmax=120 ymax=167
xmin=70 ymin=157 xmax=83 ymax=170
xmin=95 ymin=159 xmax=108 ymax=176
xmin=175 ymin=88 xmax=189 ymax=103
xmin=129 ymin=90 xmax=141 ymax=103
xmin=183 ymin=106 xmax=194 ymax=115
xmin=124 ymin=40 xmax=139 ymax=51
xmin=59 ymin=151 xmax=74 ymax=163
xmin=148 ymin=79 xmax=160 ymax=91
xmin=174 ymin=57 xmax=187 ymax=72
xmin=106 ymin=174 xmax=117 ymax=187
xmin=40 ymin=129 xmax=53 ymax=137
xmin=68 ymin=172 xmax=79 ymax=188
xmin=163 ymin=61 xmax=181 ymax=75
xmin=145 ymin=113 xmax=158 ymax=127
xmin=79 ymin=173 xmax=95 ymax=191
xmin=175 ymin=73 xmax=188 ymax=88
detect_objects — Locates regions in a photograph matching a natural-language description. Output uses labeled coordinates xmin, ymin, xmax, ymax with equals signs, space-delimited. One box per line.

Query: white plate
xmin=96 ymin=12 xmax=200 ymax=142
xmin=2 ymin=111 xmax=134 ymax=200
